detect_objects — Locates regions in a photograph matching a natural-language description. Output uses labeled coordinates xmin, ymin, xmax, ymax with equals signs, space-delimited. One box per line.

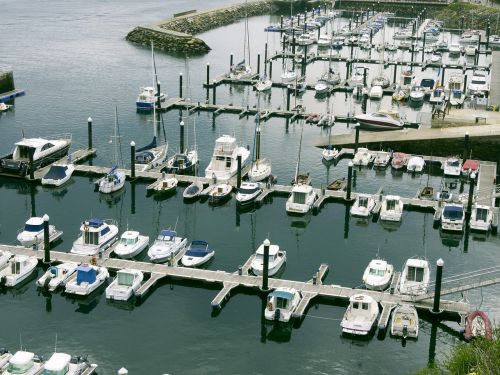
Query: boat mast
xmin=151 ymin=41 xmax=159 ymax=140
xmin=294 ymin=120 xmax=304 ymax=183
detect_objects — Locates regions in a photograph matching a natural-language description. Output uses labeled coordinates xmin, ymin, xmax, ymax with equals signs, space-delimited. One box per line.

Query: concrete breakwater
xmin=126 ymin=0 xmax=274 ymax=55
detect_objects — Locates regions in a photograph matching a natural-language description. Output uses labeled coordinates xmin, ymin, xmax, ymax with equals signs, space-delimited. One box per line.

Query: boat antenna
xmin=114 ymin=105 xmax=124 ymax=167
xmin=173 ymin=216 xmax=179 ymax=232
xmin=54 ymin=333 xmax=58 ymax=353
xmin=19 ymin=333 xmax=23 ymax=350
xmin=21 ymin=128 xmax=25 ymax=138
xmin=294 ymin=120 xmax=305 ymax=183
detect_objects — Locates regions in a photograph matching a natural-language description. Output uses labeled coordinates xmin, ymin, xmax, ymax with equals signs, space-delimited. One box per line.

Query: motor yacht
xmin=399 ymin=257 xmax=430 ymax=296
xmin=250 ymin=240 xmax=286 ymax=276
xmin=407 ymin=156 xmax=425 ymax=173
xmin=352 ymin=147 xmax=373 ymax=166
xmin=468 ymin=70 xmax=489 ymax=95
xmin=2 ymin=351 xmax=43 ymax=375
xmin=181 ymin=240 xmax=215 ymax=267
xmin=285 ymin=183 xmax=317 ymax=215
xmin=470 ymin=205 xmax=493 ymax=232
xmin=235 ymin=182 xmax=262 ymax=205
xmin=442 ymin=157 xmax=462 ymax=177
xmin=0 ymin=255 xmax=38 ymax=287
xmin=136 ymin=87 xmax=166 ymax=110
xmin=373 ymin=151 xmax=391 ymax=168
xmin=340 ymin=294 xmax=380 ymax=336
xmin=17 ymin=216 xmax=60 ymax=248
xmin=362 ymin=259 xmax=394 ymax=291
xmin=113 ymin=230 xmax=149 ymax=259
xmin=205 ymin=135 xmax=250 ymax=181
xmin=70 ymin=218 xmax=118 ymax=256
xmin=350 ymin=194 xmax=376 ymax=217
xmin=441 ymin=203 xmax=465 ymax=232
xmin=355 ymin=111 xmax=404 ymax=131
xmin=148 ymin=230 xmax=188 ymax=263
xmin=391 ymin=152 xmax=408 ymax=170
xmin=105 ymin=268 xmax=144 ymax=301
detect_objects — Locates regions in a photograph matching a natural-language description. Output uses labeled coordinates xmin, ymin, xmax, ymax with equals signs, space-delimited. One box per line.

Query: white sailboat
xmin=322 ymin=124 xmax=338 ymax=161
xmin=229 ymin=2 xmax=252 ymax=80
xmin=248 ymin=106 xmax=272 ymax=182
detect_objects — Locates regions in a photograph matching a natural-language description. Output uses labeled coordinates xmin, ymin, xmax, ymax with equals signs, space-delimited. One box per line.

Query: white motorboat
xmin=17 ymin=216 xmax=59 ymax=248
xmin=373 ymin=151 xmax=391 ymax=168
xmin=448 ymin=43 xmax=462 ymax=56
xmin=355 ymin=111 xmax=404 ymax=131
xmin=0 ymin=134 xmax=72 ymax=178
xmin=470 ymin=205 xmax=493 ymax=232
xmin=41 ymin=162 xmax=75 ymax=187
xmin=369 ymin=85 xmax=383 ymax=99
xmin=281 ymin=69 xmax=297 ymax=82
xmin=340 ymin=294 xmax=380 ymax=336
xmin=236 ymin=181 xmax=262 ymax=205
xmin=464 ymin=44 xmax=476 ymax=56
xmin=322 ymin=147 xmax=338 ymax=162
xmin=362 ymin=259 xmax=394 ymax=291
xmin=36 ymin=262 xmax=78 ymax=292
xmin=350 ymin=194 xmax=376 ymax=217
xmin=352 ymin=147 xmax=373 ymax=166
xmin=136 ymin=87 xmax=166 ymax=110
xmin=113 ymin=230 xmax=149 ymax=259
xmin=152 ymin=175 xmax=178 ymax=195
xmin=399 ymin=257 xmax=430 ymax=296
xmin=181 ymin=240 xmax=215 ymax=267
xmin=0 ymin=250 xmax=12 ymax=269
xmin=43 ymin=352 xmax=96 ymax=375
xmin=407 ymin=156 xmax=425 ymax=173
xmin=2 ymin=351 xmax=42 ymax=375
xmin=208 ymin=183 xmax=232 ymax=205
xmin=251 ymin=240 xmax=286 ymax=276
xmin=442 ymin=157 xmax=462 ymax=177
xmin=441 ymin=203 xmax=465 ymax=232
xmin=205 ymin=135 xmax=250 ymax=181
xmin=183 ymin=181 xmax=204 ymax=200
xmin=254 ymin=75 xmax=273 ymax=92
xmin=286 ymin=183 xmax=317 ymax=215
xmin=105 ymin=268 xmax=144 ymax=301
xmin=148 ymin=230 xmax=188 ymax=263
xmin=390 ymin=304 xmax=419 ymax=339
xmin=296 ymin=33 xmax=313 ymax=46
xmin=0 ymin=255 xmax=38 ymax=287
xmin=380 ymin=195 xmax=404 ymax=222
xmin=65 ymin=264 xmax=109 ymax=296
xmin=317 ymin=34 xmax=332 ymax=47
xmin=436 ymin=189 xmax=453 ymax=202
xmin=409 ymin=86 xmax=425 ymax=102
xmin=429 ymin=88 xmax=445 ymax=104
xmin=70 ymin=218 xmax=118 ymax=256
xmin=314 ymin=80 xmax=330 ymax=95
xmin=391 ymin=152 xmax=408 ymax=170
xmin=264 ymin=288 xmax=301 ymax=323
xmin=349 ymin=67 xmax=366 ymax=87
xmin=468 ymin=70 xmax=490 ymax=95
xmin=430 ymin=51 xmax=442 ymax=63
xmin=447 ymin=73 xmax=464 ymax=106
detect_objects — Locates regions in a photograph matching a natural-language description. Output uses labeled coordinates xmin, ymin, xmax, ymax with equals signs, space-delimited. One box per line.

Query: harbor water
xmin=1 ymin=1 xmax=499 ymax=373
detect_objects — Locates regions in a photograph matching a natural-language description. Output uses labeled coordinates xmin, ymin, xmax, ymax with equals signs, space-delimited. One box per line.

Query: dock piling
xmin=269 ymin=60 xmax=272 ymax=79
xmin=462 ymin=132 xmax=469 ymax=164
xmin=237 ymin=155 xmax=242 ymax=188
xmin=466 ymin=172 xmax=476 ymax=219
xmin=43 ymin=214 xmax=50 ymax=263
xmin=392 ymin=64 xmax=397 ymax=84
xmin=262 ymin=239 xmax=270 ymax=291
xmin=257 ymin=53 xmax=261 ymax=75
xmin=180 ymin=120 xmax=185 ymax=153
xmin=441 ymin=66 xmax=446 ymax=87
xmin=280 ymin=16 xmax=283 ymax=32
xmin=354 ymin=126 xmax=360 ymax=153
xmin=206 ymin=62 xmax=210 ymax=87
xmin=212 ymin=81 xmax=216 ymax=105
xmin=286 ymin=85 xmax=291 ymax=111
xmin=229 ymin=54 xmax=233 ymax=70
xmin=87 ymin=117 xmax=93 ymax=150
xmin=461 ymin=16 xmax=465 ymax=32
xmin=486 ymin=23 xmax=491 ymax=50
xmin=179 ymin=73 xmax=183 ymax=98
xmin=264 ymin=43 xmax=268 ymax=74
xmin=422 ymin=33 xmax=426 ymax=63
xmin=130 ymin=141 xmax=136 ymax=179
xmin=156 ymin=81 xmax=161 ymax=109
xmin=28 ymin=149 xmax=35 ymax=180
xmin=432 ymin=259 xmax=444 ymax=314
xmin=347 ymin=162 xmax=353 ymax=201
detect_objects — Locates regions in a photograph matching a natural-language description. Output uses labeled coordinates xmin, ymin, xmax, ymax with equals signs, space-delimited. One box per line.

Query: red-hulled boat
xmin=462 ymin=159 xmax=480 ymax=176
xmin=391 ymin=152 xmax=409 ymax=170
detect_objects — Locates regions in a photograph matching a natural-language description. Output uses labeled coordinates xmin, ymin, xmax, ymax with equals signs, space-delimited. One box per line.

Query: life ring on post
xmin=83 ymin=224 xmax=89 ymax=232
xmin=267 ymin=301 xmax=273 ymax=311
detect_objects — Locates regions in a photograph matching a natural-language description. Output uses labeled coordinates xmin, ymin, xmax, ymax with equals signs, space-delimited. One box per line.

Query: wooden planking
xmin=378 ymin=302 xmax=396 ymax=331
xmin=211 ymin=282 xmax=238 ymax=309
xmin=476 ymin=162 xmax=497 ymax=207
xmin=135 ymin=272 xmax=166 ymax=297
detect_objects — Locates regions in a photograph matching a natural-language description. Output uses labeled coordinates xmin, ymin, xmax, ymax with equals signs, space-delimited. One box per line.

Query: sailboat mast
xmin=294 ymin=120 xmax=304 ymax=183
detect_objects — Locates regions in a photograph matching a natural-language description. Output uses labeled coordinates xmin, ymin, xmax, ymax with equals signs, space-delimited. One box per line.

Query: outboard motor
xmin=274 ymin=308 xmax=281 ymax=321
xmin=402 ymin=323 xmax=408 ymax=339
xmin=0 ymin=276 xmax=6 ymax=288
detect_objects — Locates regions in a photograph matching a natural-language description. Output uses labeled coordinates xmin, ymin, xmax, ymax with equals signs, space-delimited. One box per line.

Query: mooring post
xmin=179 ymin=73 xmax=183 ymax=98
xmin=280 ymin=15 xmax=283 ymax=32
xmin=362 ymin=93 xmax=368 ymax=114
xmin=43 ymin=214 xmax=50 ymax=262
xmin=262 ymin=239 xmax=270 ymax=291
xmin=422 ymin=33 xmax=426 ymax=63
xmin=269 ymin=60 xmax=273 ymax=79
xmin=229 ymin=54 xmax=233 ymax=70
xmin=87 ymin=117 xmax=93 ymax=150
xmin=28 ymin=148 xmax=35 ymax=180
xmin=350 ymin=42 xmax=354 ymax=59
xmin=286 ymin=85 xmax=291 ymax=111
xmin=237 ymin=155 xmax=242 ymax=188
xmin=477 ymin=34 xmax=482 ymax=54
xmin=466 ymin=172 xmax=476 ymax=219
xmin=130 ymin=141 xmax=136 ymax=179
xmin=362 ymin=68 xmax=367 ymax=87
xmin=212 ymin=81 xmax=217 ymax=105
xmin=345 ymin=61 xmax=350 ymax=80
xmin=392 ymin=64 xmax=397 ymax=85
xmin=461 ymin=16 xmax=465 ymax=32
xmin=354 ymin=126 xmax=360 ymax=153
xmin=292 ymin=36 xmax=296 ymax=55
xmin=410 ymin=43 xmax=415 ymax=67
xmin=462 ymin=132 xmax=469 ymax=164
xmin=347 ymin=162 xmax=353 ymax=201
xmin=432 ymin=259 xmax=444 ymax=314
xmin=463 ymin=74 xmax=468 ymax=92
xmin=257 ymin=53 xmax=261 ymax=75
xmin=180 ymin=120 xmax=185 ymax=153
xmin=264 ymin=43 xmax=268 ymax=74
xmin=441 ymin=66 xmax=446 ymax=87
xmin=370 ymin=28 xmax=373 ymax=45
xmin=486 ymin=22 xmax=491 ymax=50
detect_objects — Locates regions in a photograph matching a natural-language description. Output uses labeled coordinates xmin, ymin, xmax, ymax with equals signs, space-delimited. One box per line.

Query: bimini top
xmin=85 ymin=219 xmax=104 ymax=228
xmin=44 ymin=353 xmax=71 ymax=371
xmin=269 ymin=290 xmax=294 ymax=300
xmin=76 ymin=265 xmax=97 ymax=285
xmin=159 ymin=230 xmax=176 ymax=238
xmin=185 ymin=241 xmax=210 ymax=257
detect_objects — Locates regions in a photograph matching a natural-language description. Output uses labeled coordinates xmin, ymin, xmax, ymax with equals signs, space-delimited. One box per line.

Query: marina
xmin=1 ymin=0 xmax=500 ymax=373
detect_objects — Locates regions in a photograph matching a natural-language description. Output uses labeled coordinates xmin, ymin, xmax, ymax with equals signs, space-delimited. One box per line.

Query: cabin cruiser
xmin=391 ymin=152 xmax=408 ymax=170
xmin=36 ymin=262 xmax=78 ymax=292
xmin=264 ymin=288 xmax=301 ymax=323
xmin=399 ymin=257 xmax=430 ymax=295
xmin=0 ymin=135 xmax=72 ymax=178
xmin=470 ymin=205 xmax=493 ymax=232
xmin=70 ymin=218 xmax=118 ymax=256
xmin=369 ymin=85 xmax=383 ymax=99
xmin=235 ymin=181 xmax=262 ymax=205
xmin=409 ymin=86 xmax=426 ymax=102
xmin=2 ymin=351 xmax=43 ymax=375
xmin=181 ymin=240 xmax=215 ymax=267
xmin=362 ymin=259 xmax=394 ymax=291
xmin=250 ymin=240 xmax=286 ymax=276
xmin=41 ymin=162 xmax=75 ymax=186
xmin=355 ymin=111 xmax=404 ymax=131
xmin=205 ymin=135 xmax=250 ymax=181
xmin=97 ymin=165 xmax=126 ymax=194
xmin=442 ymin=157 xmax=462 ymax=177
xmin=373 ymin=151 xmax=391 ymax=168
xmin=42 ymin=352 xmax=96 ymax=375
xmin=208 ymin=183 xmax=232 ymax=205
xmin=105 ymin=268 xmax=144 ymax=301
xmin=407 ymin=156 xmax=425 ymax=173
xmin=447 ymin=73 xmax=465 ymax=106
xmin=468 ymin=70 xmax=490 ymax=95
xmin=17 ymin=216 xmax=59 ymax=248
xmin=0 ymin=255 xmax=38 ymax=287
xmin=136 ymin=86 xmax=166 ymax=110
xmin=352 ymin=147 xmax=373 ymax=166
xmin=391 ymin=304 xmax=419 ymax=339
xmin=113 ymin=230 xmax=149 ymax=259
xmin=441 ymin=203 xmax=465 ymax=232
xmin=350 ymin=194 xmax=376 ymax=217
xmin=459 ymin=30 xmax=480 ymax=44
xmin=400 ymin=69 xmax=415 ymax=90
xmin=148 ymin=230 xmax=188 ymax=263
xmin=340 ymin=294 xmax=380 ymax=336
xmin=380 ymin=195 xmax=404 ymax=222
xmin=429 ymin=87 xmax=445 ymax=104
xmin=286 ymin=183 xmax=317 ymax=215
xmin=65 ymin=264 xmax=108 ymax=296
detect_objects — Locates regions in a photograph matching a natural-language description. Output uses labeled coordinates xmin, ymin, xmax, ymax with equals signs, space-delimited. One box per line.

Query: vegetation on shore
xmin=430 ymin=3 xmax=500 ymax=33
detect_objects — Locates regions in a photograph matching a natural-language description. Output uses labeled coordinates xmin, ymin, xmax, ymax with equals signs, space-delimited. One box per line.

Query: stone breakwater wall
xmin=126 ymin=0 xmax=274 ymax=55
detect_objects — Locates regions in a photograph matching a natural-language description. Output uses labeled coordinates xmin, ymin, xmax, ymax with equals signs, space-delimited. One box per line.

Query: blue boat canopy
xmin=269 ymin=290 xmax=294 ymax=300
xmin=443 ymin=205 xmax=464 ymax=220
xmin=43 ymin=165 xmax=68 ymax=180
xmin=76 ymin=266 xmax=96 ymax=285
xmin=87 ymin=219 xmax=104 ymax=228
xmin=186 ymin=240 xmax=210 ymax=257
xmin=160 ymin=230 xmax=176 ymax=237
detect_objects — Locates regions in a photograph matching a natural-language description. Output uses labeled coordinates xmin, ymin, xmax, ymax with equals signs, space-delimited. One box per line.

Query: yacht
xmin=264 ymin=288 xmax=301 ymax=323
xmin=113 ymin=230 xmax=149 ymax=259
xmin=391 ymin=152 xmax=408 ymax=170
xmin=165 ymin=148 xmax=198 ymax=175
xmin=208 ymin=183 xmax=232 ymax=205
xmin=205 ymin=135 xmax=250 ymax=181
xmin=362 ymin=259 xmax=394 ymax=291
xmin=468 ymin=70 xmax=490 ymax=95
xmin=281 ymin=69 xmax=297 ymax=83
xmin=43 ymin=352 xmax=96 ymax=375
xmin=390 ymin=304 xmax=419 ymax=339
xmin=356 ymin=111 xmax=404 ymax=131
xmin=407 ymin=156 xmax=425 ymax=173
xmin=36 ymin=262 xmax=78 ymax=292
xmin=400 ymin=69 xmax=415 ymax=90
xmin=340 ymin=294 xmax=380 ymax=336
xmin=248 ymin=126 xmax=272 ymax=182
xmin=2 ymin=351 xmax=43 ymax=375
xmin=380 ymin=195 xmax=404 ymax=222
xmin=70 ymin=218 xmax=118 ymax=256
xmin=285 ymin=183 xmax=317 ymax=215
xmin=368 ymin=85 xmax=383 ymax=99
xmin=41 ymin=162 xmax=75 ymax=187
xmin=148 ymin=230 xmax=188 ymax=263
xmin=17 ymin=216 xmax=59 ymax=248
xmin=0 ymin=135 xmax=72 ymax=178
xmin=349 ymin=67 xmax=366 ymax=87
xmin=136 ymin=87 xmax=166 ymax=110
xmin=399 ymin=257 xmax=430 ymax=295
xmin=105 ymin=268 xmax=144 ymax=301
xmin=441 ymin=203 xmax=465 ymax=232
xmin=250 ymin=240 xmax=286 ymax=276
xmin=350 ymin=194 xmax=376 ymax=217
xmin=459 ymin=30 xmax=480 ymax=44
xmin=373 ymin=151 xmax=391 ymax=168
xmin=317 ymin=34 xmax=332 ymax=47
xmin=447 ymin=73 xmax=465 ymax=106
xmin=181 ymin=240 xmax=215 ymax=267
xmin=0 ymin=255 xmax=38 ymax=287
xmin=442 ymin=157 xmax=462 ymax=177
xmin=352 ymin=147 xmax=373 ymax=166
xmin=314 ymin=79 xmax=330 ymax=95
xmin=409 ymin=86 xmax=426 ymax=102
xmin=470 ymin=205 xmax=493 ymax=232
xmin=65 ymin=264 xmax=109 ymax=296
xmin=235 ymin=182 xmax=262 ymax=205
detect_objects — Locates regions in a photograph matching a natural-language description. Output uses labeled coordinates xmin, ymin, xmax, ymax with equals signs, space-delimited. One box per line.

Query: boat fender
xmin=267 ymin=301 xmax=273 ymax=311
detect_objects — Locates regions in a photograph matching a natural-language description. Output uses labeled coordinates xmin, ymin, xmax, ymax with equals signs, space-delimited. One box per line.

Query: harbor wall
xmin=0 ymin=70 xmax=15 ymax=95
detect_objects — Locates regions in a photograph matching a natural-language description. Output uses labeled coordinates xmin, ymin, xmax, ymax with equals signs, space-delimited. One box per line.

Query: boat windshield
xmin=275 ymin=297 xmax=289 ymax=309
xmin=8 ymin=361 xmax=33 ymax=374
xmin=120 ymin=237 xmax=136 ymax=245
xmin=471 ymin=79 xmax=485 ymax=84
xmin=84 ymin=231 xmax=99 ymax=245
xmin=292 ymin=192 xmax=306 ymax=204
xmin=239 ymin=187 xmax=259 ymax=195
xmin=358 ymin=197 xmax=368 ymax=208
xmin=386 ymin=199 xmax=398 ymax=210
xmin=117 ymin=272 xmax=134 ymax=287
xmin=447 ymin=160 xmax=460 ymax=167
xmin=369 ymin=268 xmax=385 ymax=276
xmin=406 ymin=266 xmax=424 ymax=282
xmin=44 ymin=367 xmax=68 ymax=375
xmin=24 ymin=223 xmax=43 ymax=232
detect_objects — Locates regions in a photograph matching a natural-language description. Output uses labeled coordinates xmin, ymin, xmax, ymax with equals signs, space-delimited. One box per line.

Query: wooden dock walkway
xmin=476 ymin=161 xmax=496 ymax=207
xmin=32 ymin=148 xmax=97 ymax=180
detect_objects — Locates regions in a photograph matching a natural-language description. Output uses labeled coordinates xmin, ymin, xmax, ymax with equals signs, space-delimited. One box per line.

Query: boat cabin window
xmin=293 ymin=192 xmax=306 ymax=204
xmin=403 ymin=76 xmax=412 ymax=85
xmin=101 ymin=227 xmax=110 ymax=236
xmin=447 ymin=160 xmax=460 ymax=167
xmin=369 ymin=268 xmax=385 ymax=276
xmin=11 ymin=261 xmax=21 ymax=275
xmin=84 ymin=231 xmax=99 ymax=245
xmin=18 ymin=145 xmax=34 ymax=160
xmin=407 ymin=266 xmax=424 ymax=282
xmin=24 ymin=223 xmax=43 ymax=232
xmin=359 ymin=197 xmax=368 ymax=208
xmin=443 ymin=206 xmax=464 ymax=220
xmin=43 ymin=365 xmax=69 ymax=375
xmin=216 ymin=156 xmax=225 ymax=161
xmin=452 ymin=91 xmax=461 ymax=99
xmin=471 ymin=79 xmax=485 ymax=84
xmin=386 ymin=199 xmax=397 ymax=211
xmin=7 ymin=361 xmax=34 ymax=374
xmin=275 ymin=297 xmax=289 ymax=309
xmin=362 ymin=302 xmax=369 ymax=310
xmin=120 ymin=237 xmax=137 ymax=245
xmin=239 ymin=187 xmax=258 ymax=195
xmin=117 ymin=272 xmax=134 ymax=287
xmin=41 ymin=143 xmax=54 ymax=151
xmin=226 ymin=157 xmax=231 ymax=168
xmin=476 ymin=208 xmax=488 ymax=221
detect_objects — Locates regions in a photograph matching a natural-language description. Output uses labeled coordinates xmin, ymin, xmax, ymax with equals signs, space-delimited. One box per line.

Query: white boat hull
xmin=148 ymin=238 xmax=188 ymax=263
xmin=0 ymin=257 xmax=38 ymax=287
xmin=105 ymin=270 xmax=144 ymax=301
xmin=181 ymin=252 xmax=215 ymax=267
xmin=36 ymin=262 xmax=78 ymax=292
xmin=65 ymin=267 xmax=109 ymax=296
xmin=113 ymin=235 xmax=149 ymax=259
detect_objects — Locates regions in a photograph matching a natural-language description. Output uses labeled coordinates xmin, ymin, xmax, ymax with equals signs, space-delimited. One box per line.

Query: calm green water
xmin=1 ymin=1 xmax=499 ymax=374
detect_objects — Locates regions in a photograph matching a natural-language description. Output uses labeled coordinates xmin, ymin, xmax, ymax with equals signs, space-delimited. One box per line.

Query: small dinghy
xmin=0 ymin=250 xmax=12 ymax=269
xmin=105 ymin=268 xmax=144 ymax=301
xmin=208 ymin=183 xmax=232 ymax=205
xmin=236 ymin=182 xmax=262 ymax=205
xmin=436 ymin=189 xmax=453 ymax=202
xmin=17 ymin=216 xmax=60 ymax=248
xmin=43 ymin=352 xmax=97 ymax=375
xmin=250 ymin=240 xmax=286 ymax=276
xmin=65 ymin=264 xmax=109 ymax=296
xmin=350 ymin=194 xmax=376 ymax=217
xmin=181 ymin=240 xmax=214 ymax=267
xmin=341 ymin=294 xmax=380 ymax=336
xmin=465 ymin=310 xmax=493 ymax=340
xmin=41 ymin=162 xmax=75 ymax=187
xmin=362 ymin=259 xmax=394 ymax=291
xmin=183 ymin=181 xmax=204 ymax=201
xmin=264 ymin=288 xmax=301 ymax=323
xmin=0 ymin=255 xmax=38 ymax=288
xmin=147 ymin=230 xmax=188 ymax=263
xmin=113 ymin=230 xmax=149 ymax=259
xmin=391 ymin=304 xmax=419 ymax=339
xmin=153 ymin=175 xmax=178 ymax=195
xmin=36 ymin=262 xmax=78 ymax=292
xmin=3 ymin=351 xmax=43 ymax=375
xmin=327 ymin=178 xmax=346 ymax=191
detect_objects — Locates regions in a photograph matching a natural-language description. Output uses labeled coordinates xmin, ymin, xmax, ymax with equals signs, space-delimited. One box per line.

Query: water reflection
xmin=439 ymin=229 xmax=463 ymax=250
xmin=98 ymin=188 xmax=125 ymax=207
xmin=66 ymin=287 xmax=105 ymax=314
xmin=259 ymin=294 xmax=293 ymax=343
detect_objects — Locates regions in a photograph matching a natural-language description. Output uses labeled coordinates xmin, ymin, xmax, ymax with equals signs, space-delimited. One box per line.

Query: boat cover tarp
xmin=43 ymin=165 xmax=68 ymax=180
xmin=87 ymin=218 xmax=103 ymax=228
xmin=186 ymin=240 xmax=209 ymax=257
xmin=136 ymin=136 xmax=157 ymax=153
xmin=269 ymin=290 xmax=294 ymax=300
xmin=76 ymin=266 xmax=96 ymax=284
xmin=160 ymin=230 xmax=176 ymax=237
xmin=443 ymin=205 xmax=464 ymax=219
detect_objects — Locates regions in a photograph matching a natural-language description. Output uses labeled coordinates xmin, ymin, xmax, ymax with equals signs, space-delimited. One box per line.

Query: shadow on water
xmin=63 ymin=282 xmax=106 ymax=314
xmin=0 ymin=268 xmax=39 ymax=296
